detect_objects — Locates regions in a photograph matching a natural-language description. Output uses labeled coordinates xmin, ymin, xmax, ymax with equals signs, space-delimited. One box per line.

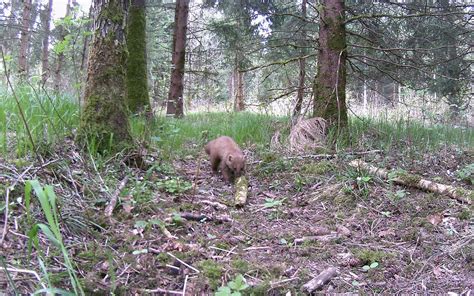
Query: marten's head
xmin=226 ymin=154 xmax=246 ymax=177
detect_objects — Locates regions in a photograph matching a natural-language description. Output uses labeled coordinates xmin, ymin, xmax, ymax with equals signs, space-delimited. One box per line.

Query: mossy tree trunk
xmin=78 ymin=0 xmax=132 ymax=151
xmin=166 ymin=0 xmax=189 ymax=118
xmin=313 ymin=0 xmax=348 ymax=132
xmin=126 ymin=0 xmax=150 ymax=113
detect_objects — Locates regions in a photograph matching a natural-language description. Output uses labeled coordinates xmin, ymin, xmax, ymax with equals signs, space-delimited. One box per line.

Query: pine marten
xmin=205 ymin=136 xmax=246 ymax=183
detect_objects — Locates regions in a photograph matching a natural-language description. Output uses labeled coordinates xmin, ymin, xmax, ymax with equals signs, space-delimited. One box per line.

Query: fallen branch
xmin=198 ymin=200 xmax=228 ymax=210
xmin=301 ymin=267 xmax=338 ymax=293
xmin=349 ymin=159 xmax=472 ymax=204
xmin=104 ymin=176 xmax=129 ymax=217
xmin=177 ymin=212 xmax=233 ymax=223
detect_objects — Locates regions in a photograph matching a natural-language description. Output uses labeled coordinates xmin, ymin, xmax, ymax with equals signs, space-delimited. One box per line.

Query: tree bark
xmin=78 ymin=0 xmax=132 ymax=151
xmin=40 ymin=0 xmax=53 ymax=85
xmin=166 ymin=0 xmax=190 ymax=118
xmin=54 ymin=0 xmax=71 ymax=93
xmin=313 ymin=0 xmax=348 ymax=132
xmin=126 ymin=0 xmax=150 ymax=113
xmin=80 ymin=4 xmax=93 ymax=73
xmin=292 ymin=0 xmax=307 ymax=120
xmin=18 ymin=0 xmax=32 ymax=77
xmin=233 ymin=68 xmax=245 ymax=112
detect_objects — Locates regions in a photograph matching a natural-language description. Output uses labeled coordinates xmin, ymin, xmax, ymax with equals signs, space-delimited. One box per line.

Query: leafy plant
xmin=25 ymin=180 xmax=84 ymax=295
xmin=215 ymin=274 xmax=249 ymax=296
xmin=362 ymin=262 xmax=379 ymax=271
xmin=263 ymin=198 xmax=283 ymax=208
xmin=156 ymin=177 xmax=192 ymax=194
xmin=456 ymin=163 xmax=474 ymax=184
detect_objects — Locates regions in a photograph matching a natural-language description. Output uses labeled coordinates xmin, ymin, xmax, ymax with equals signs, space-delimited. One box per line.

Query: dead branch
xmin=177 ymin=212 xmax=233 ymax=223
xmin=104 ymin=176 xmax=129 ymax=217
xmin=198 ymin=200 xmax=228 ymax=210
xmin=349 ymin=160 xmax=472 ymax=205
xmin=301 ymin=267 xmax=338 ymax=293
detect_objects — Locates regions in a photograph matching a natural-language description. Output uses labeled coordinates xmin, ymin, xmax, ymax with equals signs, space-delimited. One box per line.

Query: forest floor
xmin=1 ymin=137 xmax=473 ymax=295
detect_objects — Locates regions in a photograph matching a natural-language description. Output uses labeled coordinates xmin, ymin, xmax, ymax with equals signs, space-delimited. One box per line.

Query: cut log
xmin=301 ymin=267 xmax=338 ymax=293
xmin=349 ymin=160 xmax=472 ymax=204
xmin=234 ymin=176 xmax=248 ymax=207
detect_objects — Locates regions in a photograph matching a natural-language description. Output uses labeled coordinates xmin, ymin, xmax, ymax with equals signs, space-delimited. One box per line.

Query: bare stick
xmin=166 ymin=252 xmax=200 ymax=274
xmin=349 ymin=159 xmax=472 ymax=204
xmin=104 ymin=176 xmax=129 ymax=217
xmin=301 ymin=267 xmax=338 ymax=293
xmin=177 ymin=212 xmax=233 ymax=223
xmin=1 ymin=186 xmax=11 ymax=245
xmin=182 ymin=275 xmax=188 ymax=296
xmin=141 ymin=287 xmax=183 ymax=294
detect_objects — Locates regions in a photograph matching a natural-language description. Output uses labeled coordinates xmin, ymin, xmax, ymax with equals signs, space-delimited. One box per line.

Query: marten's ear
xmin=228 ymin=154 xmax=233 ymax=161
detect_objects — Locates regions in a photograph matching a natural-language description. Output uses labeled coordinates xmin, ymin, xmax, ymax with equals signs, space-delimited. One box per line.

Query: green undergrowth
xmin=2 ymin=85 xmax=472 ymax=159
xmin=347 ymin=117 xmax=474 ymax=152
xmin=0 ymin=87 xmax=79 ymax=156
xmin=130 ymin=112 xmax=287 ymax=158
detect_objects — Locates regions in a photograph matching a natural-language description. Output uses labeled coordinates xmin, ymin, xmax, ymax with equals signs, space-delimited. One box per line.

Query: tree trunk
xmin=78 ymin=0 xmax=132 ymax=151
xmin=233 ymin=69 xmax=245 ymax=112
xmin=313 ymin=0 xmax=348 ymax=132
xmin=126 ymin=0 xmax=150 ymax=113
xmin=54 ymin=0 xmax=71 ymax=93
xmin=292 ymin=0 xmax=307 ymax=120
xmin=80 ymin=4 xmax=93 ymax=73
xmin=40 ymin=0 xmax=53 ymax=85
xmin=18 ymin=0 xmax=32 ymax=77
xmin=166 ymin=0 xmax=189 ymax=118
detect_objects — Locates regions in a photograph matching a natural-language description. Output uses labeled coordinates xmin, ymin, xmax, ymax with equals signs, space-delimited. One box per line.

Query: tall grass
xmin=130 ymin=112 xmax=288 ymax=157
xmin=1 ymin=85 xmax=471 ymax=158
xmin=348 ymin=117 xmax=474 ymax=152
xmin=0 ymin=87 xmax=79 ymax=156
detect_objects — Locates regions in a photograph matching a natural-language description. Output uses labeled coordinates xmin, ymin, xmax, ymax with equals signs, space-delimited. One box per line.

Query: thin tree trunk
xmin=80 ymin=4 xmax=93 ymax=73
xmin=127 ymin=0 xmax=150 ymax=113
xmin=41 ymin=0 xmax=53 ymax=85
xmin=313 ymin=0 xmax=348 ymax=132
xmin=54 ymin=0 xmax=71 ymax=93
xmin=18 ymin=0 xmax=32 ymax=77
xmin=166 ymin=0 xmax=190 ymax=118
xmin=292 ymin=0 xmax=307 ymax=120
xmin=78 ymin=0 xmax=132 ymax=151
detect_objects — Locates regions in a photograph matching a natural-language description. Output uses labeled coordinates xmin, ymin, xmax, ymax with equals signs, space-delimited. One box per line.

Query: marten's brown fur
xmin=205 ymin=136 xmax=246 ymax=183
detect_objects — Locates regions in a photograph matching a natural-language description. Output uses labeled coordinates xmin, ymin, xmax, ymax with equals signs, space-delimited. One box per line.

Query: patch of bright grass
xmin=0 ymin=87 xmax=79 ymax=156
xmin=348 ymin=117 xmax=474 ymax=152
xmin=131 ymin=112 xmax=287 ymax=158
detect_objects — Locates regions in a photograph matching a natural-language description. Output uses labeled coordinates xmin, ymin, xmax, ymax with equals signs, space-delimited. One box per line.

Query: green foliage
xmin=156 ymin=177 xmax=192 ymax=194
xmin=456 ymin=163 xmax=474 ymax=185
xmin=354 ymin=249 xmax=389 ymax=266
xmin=198 ymin=259 xmax=223 ymax=290
xmin=149 ymin=112 xmax=284 ymax=158
xmin=0 ymin=87 xmax=78 ymax=156
xmin=25 ymin=180 xmax=84 ymax=295
xmin=348 ymin=117 xmax=474 ymax=152
xmin=263 ymin=198 xmax=284 ymax=208
xmin=215 ymin=274 xmax=249 ymax=296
